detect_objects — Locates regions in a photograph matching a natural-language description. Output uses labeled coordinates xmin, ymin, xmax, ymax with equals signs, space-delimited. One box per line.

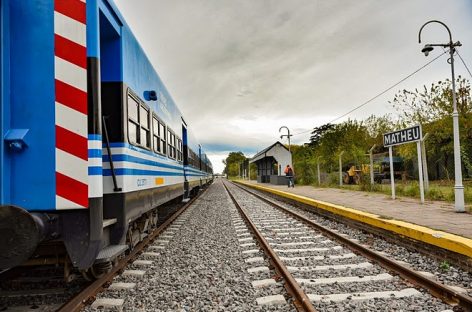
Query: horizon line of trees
xmin=223 ymin=77 xmax=472 ymax=184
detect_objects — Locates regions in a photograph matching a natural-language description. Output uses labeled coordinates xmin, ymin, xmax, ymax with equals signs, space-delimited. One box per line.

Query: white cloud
xmin=206 ymin=152 xmax=228 ymax=175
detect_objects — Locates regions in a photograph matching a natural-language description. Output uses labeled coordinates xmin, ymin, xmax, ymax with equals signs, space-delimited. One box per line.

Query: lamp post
xmin=279 ymin=126 xmax=292 ymax=152
xmin=418 ymin=20 xmax=464 ymax=212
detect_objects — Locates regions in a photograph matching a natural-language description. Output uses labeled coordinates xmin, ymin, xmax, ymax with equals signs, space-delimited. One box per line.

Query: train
xmin=0 ymin=0 xmax=213 ymax=279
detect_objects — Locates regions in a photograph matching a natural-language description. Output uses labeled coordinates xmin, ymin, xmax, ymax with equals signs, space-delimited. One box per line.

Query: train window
xmin=127 ymin=95 xmax=139 ymax=144
xmin=128 ymin=121 xmax=138 ymax=144
xmin=167 ymin=129 xmax=176 ymax=159
xmin=127 ymin=91 xmax=150 ymax=149
xmin=177 ymin=138 xmax=182 ymax=162
xmin=128 ymin=95 xmax=139 ymax=122
xmin=152 ymin=118 xmax=159 ymax=152
xmin=152 ymin=116 xmax=166 ymax=155
xmin=140 ymin=106 xmax=150 ymax=149
xmin=140 ymin=106 xmax=149 ymax=128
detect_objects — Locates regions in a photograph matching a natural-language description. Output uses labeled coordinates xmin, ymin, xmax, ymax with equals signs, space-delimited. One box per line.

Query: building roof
xmin=250 ymin=141 xmax=290 ymax=163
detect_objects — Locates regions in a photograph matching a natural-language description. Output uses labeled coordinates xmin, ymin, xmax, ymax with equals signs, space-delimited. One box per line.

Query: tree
xmin=308 ymin=123 xmax=334 ymax=148
xmin=223 ymin=152 xmax=247 ymax=177
xmin=292 ymin=144 xmax=317 ymax=184
xmin=364 ymin=114 xmax=396 ymax=149
xmin=391 ymin=77 xmax=471 ymax=179
xmin=313 ymin=119 xmax=371 ymax=170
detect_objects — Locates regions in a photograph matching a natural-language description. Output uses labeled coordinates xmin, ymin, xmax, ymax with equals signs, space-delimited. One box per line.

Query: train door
xmin=182 ymin=123 xmax=189 ymax=198
xmin=198 ymin=145 xmax=203 ymax=187
xmin=99 ymin=3 xmax=123 ymax=192
xmin=0 ymin=0 xmax=4 ymax=203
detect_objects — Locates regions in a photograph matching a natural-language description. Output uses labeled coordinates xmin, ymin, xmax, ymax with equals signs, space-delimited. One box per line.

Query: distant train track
xmin=224 ymin=181 xmax=472 ymax=311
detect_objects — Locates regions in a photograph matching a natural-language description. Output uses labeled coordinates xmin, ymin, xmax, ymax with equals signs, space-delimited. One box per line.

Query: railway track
xmin=59 ymin=195 xmax=198 ymax=312
xmin=0 ymin=193 xmax=200 ymax=312
xmin=223 ymin=180 xmax=472 ymax=311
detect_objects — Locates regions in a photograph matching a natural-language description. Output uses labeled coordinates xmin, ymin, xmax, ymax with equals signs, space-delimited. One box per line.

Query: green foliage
xmin=223 ymin=152 xmax=247 ymax=178
xmin=402 ymin=181 xmax=419 ymax=197
xmin=308 ymin=123 xmax=334 ymax=148
xmin=391 ymin=77 xmax=472 ymax=179
xmin=291 ymin=145 xmax=317 ymax=184
xmin=427 ymin=187 xmax=446 ymax=201
xmin=439 ymin=260 xmax=450 ymax=271
xmin=309 ymin=119 xmax=371 ymax=170
xmin=358 ymin=174 xmax=381 ymax=192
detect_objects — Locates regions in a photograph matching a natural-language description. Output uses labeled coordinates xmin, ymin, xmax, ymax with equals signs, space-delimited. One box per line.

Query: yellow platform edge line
xmin=236 ymin=180 xmax=472 ymax=259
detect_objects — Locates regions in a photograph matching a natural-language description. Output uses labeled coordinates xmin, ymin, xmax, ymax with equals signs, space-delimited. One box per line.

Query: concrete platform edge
xmin=236 ymin=181 xmax=472 ymax=259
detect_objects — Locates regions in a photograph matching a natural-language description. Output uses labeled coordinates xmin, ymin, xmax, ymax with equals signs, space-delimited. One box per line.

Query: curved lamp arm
xmin=279 ymin=126 xmax=290 ymax=135
xmin=418 ymin=20 xmax=452 ymax=44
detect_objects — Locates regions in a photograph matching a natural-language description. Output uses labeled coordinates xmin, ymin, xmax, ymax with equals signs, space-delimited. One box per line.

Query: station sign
xmin=383 ymin=125 xmax=422 ymax=147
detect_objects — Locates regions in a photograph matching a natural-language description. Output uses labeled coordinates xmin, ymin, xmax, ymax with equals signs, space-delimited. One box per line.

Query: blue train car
xmin=0 ymin=0 xmax=212 ymax=276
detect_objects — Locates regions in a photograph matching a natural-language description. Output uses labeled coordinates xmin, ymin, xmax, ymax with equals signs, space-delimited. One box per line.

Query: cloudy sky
xmin=113 ymin=0 xmax=472 ymax=174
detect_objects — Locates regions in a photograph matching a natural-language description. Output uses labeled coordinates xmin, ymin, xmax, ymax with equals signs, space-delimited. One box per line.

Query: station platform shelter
xmin=249 ymin=141 xmax=292 ymax=185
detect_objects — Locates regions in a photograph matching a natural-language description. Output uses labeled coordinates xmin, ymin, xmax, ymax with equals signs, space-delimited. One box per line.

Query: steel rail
xmin=222 ymin=182 xmax=317 ymax=312
xmin=233 ymin=181 xmax=472 ymax=310
xmin=57 ymin=193 xmax=201 ymax=312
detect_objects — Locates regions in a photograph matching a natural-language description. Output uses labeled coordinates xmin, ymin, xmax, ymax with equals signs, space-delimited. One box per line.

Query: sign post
xmin=421 ymin=133 xmax=430 ymax=192
xmin=416 ymin=141 xmax=425 ymax=203
xmin=383 ymin=125 xmax=424 ymax=203
xmin=389 ymin=146 xmax=395 ymax=200
xmin=369 ymin=144 xmax=376 ymax=185
xmin=339 ymin=151 xmax=344 ymax=186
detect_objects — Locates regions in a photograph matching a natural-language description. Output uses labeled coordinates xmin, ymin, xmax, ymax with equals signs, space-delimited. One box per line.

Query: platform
xmin=236 ymin=180 xmax=472 ymax=260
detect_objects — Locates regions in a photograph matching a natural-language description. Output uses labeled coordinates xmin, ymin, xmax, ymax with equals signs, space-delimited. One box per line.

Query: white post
xmin=369 ymin=144 xmax=376 ymax=185
xmin=417 ymin=141 xmax=425 ymax=203
xmin=389 ymin=146 xmax=395 ymax=200
xmin=339 ymin=151 xmax=344 ymax=186
xmin=248 ymin=161 xmax=250 ymax=180
xmin=449 ymin=47 xmax=465 ymax=212
xmin=317 ymin=158 xmax=321 ymax=186
xmin=421 ymin=133 xmax=429 ymax=192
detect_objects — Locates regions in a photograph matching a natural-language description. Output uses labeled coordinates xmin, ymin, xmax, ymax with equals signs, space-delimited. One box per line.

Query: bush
xmin=403 ymin=181 xmax=419 ymax=197
xmin=327 ymin=172 xmax=339 ymax=186
xmin=427 ymin=187 xmax=445 ymax=200
xmin=395 ymin=184 xmax=404 ymax=194
xmin=358 ymin=174 xmax=382 ymax=192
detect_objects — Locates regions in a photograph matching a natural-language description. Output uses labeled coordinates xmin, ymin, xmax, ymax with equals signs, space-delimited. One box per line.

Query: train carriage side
xmin=186 ymin=133 xmax=214 ymax=191
xmin=98 ymin=1 xmax=188 ymax=247
xmin=0 ymin=0 xmax=106 ymax=271
xmin=0 ymin=0 xmax=207 ymax=273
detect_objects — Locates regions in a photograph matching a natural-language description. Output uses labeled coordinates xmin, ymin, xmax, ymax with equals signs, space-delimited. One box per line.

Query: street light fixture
xmin=418 ymin=20 xmax=465 ymax=212
xmin=279 ymin=126 xmax=292 ymax=152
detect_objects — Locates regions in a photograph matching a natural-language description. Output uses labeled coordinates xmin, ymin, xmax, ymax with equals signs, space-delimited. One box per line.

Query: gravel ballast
xmin=85 ymin=180 xmax=295 ymax=311
xmin=226 ymin=182 xmax=453 ymax=311
xmin=245 ymin=184 xmax=472 ymax=295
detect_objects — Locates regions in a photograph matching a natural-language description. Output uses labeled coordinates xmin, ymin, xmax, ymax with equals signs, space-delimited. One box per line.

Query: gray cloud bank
xmin=114 ymin=0 xmax=472 ymax=172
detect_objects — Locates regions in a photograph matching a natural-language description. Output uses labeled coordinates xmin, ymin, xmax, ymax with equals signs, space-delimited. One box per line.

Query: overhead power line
xmin=456 ymin=49 xmax=472 ymax=80
xmin=292 ymin=50 xmax=448 ymax=137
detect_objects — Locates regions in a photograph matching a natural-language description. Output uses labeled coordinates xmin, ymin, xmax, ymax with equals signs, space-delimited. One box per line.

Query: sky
xmin=113 ymin=0 xmax=472 ymax=174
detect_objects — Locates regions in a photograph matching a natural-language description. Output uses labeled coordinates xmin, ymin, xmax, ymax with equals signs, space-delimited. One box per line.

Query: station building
xmin=249 ymin=142 xmax=292 ymax=185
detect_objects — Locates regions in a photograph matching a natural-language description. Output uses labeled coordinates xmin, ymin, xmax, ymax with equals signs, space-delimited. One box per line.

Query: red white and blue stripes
xmin=54 ymin=0 xmax=88 ymax=209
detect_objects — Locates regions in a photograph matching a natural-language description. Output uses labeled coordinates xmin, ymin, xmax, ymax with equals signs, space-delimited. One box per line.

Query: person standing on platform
xmin=284 ymin=165 xmax=294 ymax=188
